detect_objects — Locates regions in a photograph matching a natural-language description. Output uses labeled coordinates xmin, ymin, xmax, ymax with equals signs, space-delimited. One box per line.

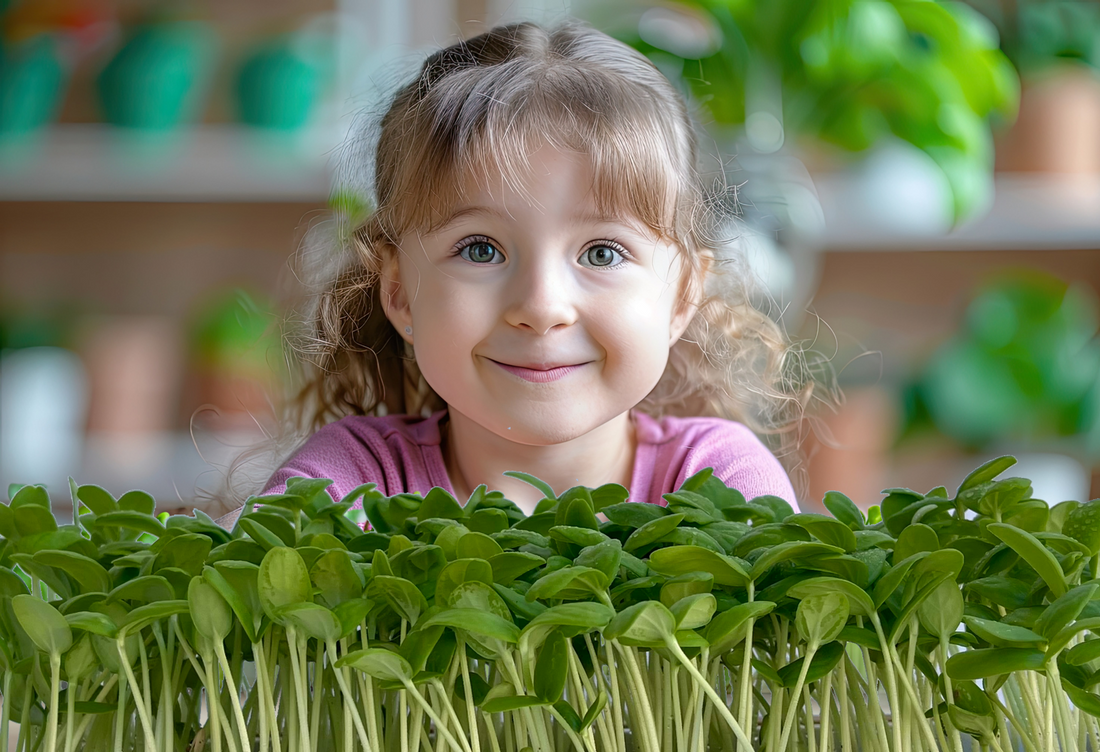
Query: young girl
xmin=217 ymin=19 xmax=818 ymax=527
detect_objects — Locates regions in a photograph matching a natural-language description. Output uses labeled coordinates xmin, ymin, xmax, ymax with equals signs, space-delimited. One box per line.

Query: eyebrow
xmin=436 ymin=205 xmax=644 ymax=233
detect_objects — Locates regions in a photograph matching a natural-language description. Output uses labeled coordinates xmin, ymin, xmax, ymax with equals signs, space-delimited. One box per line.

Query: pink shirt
xmin=258 ymin=409 xmax=797 ymax=509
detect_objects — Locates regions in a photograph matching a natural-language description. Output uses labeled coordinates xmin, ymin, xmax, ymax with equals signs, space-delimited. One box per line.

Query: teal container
xmin=97 ymin=22 xmax=214 ymax=130
xmin=0 ymin=35 xmax=66 ymax=136
xmin=235 ymin=38 xmax=322 ymax=130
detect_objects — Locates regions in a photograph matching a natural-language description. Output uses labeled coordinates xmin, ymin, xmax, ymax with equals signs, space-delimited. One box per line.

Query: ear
xmin=668 ymin=249 xmax=709 ymax=346
xmin=379 ymin=245 xmax=413 ymax=343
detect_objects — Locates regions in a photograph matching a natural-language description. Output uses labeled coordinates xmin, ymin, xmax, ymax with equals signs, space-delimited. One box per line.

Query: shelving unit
xmin=0 ymin=125 xmax=337 ymax=203
xmin=814 ymin=173 xmax=1100 ymax=251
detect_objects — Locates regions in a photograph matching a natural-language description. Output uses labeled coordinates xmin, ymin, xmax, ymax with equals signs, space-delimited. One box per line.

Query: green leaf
xmin=368 ymin=575 xmax=428 ymax=624
xmin=786 ymin=514 xmax=857 ymax=551
xmin=669 ymin=593 xmax=716 ymax=631
xmin=203 ymin=564 xmax=262 ymax=644
xmin=436 ymin=559 xmax=494 ymax=605
xmin=64 ymin=611 xmax=118 ymax=638
xmin=31 ymin=550 xmax=110 ymax=595
xmin=703 ymin=601 xmax=776 ymax=654
xmin=988 ymin=523 xmax=1066 ymax=599
xmin=480 ymin=694 xmax=548 ymax=713
xmin=958 ymin=456 xmax=1017 ymax=494
xmin=918 ymin=580 xmax=965 ymax=640
xmin=1062 ymin=680 xmax=1100 ymax=719
xmin=750 ymin=541 xmax=843 ymax=581
xmin=553 ymin=699 xmax=583 ymax=732
xmin=336 ymin=648 xmax=413 ymax=683
xmin=310 ymin=549 xmax=363 ymax=609
xmin=624 ymin=510 xmax=682 ymax=551
xmin=10 ymin=485 xmax=50 ymax=510
xmin=422 ymin=608 xmax=521 ymax=644
xmin=120 ymin=600 xmax=190 ymax=634
xmin=788 ymin=577 xmax=874 ymax=618
xmin=580 ymin=690 xmax=607 ymax=731
xmin=12 ymin=595 xmax=72 ymax=654
xmin=1062 ymin=499 xmax=1100 ymax=557
xmin=796 ymin=593 xmax=849 ymax=649
xmin=489 ymin=552 xmax=544 ymax=586
xmin=872 ymin=552 xmax=930 ymax=609
xmin=946 ymin=647 xmax=1045 ymax=680
xmin=239 ymin=517 xmax=288 ymax=552
xmin=503 ymin=471 xmax=557 ymax=501
xmin=602 ymin=503 xmax=668 ymax=529
xmin=276 ymin=602 xmax=342 ymax=642
xmin=962 ymin=616 xmax=1044 ymax=648
xmin=526 ymin=566 xmax=608 ymax=602
xmin=93 ymin=511 xmax=165 ymax=537
xmin=1034 ymin=583 xmax=1099 ymax=641
xmin=778 ymin=640 xmax=845 ymax=688
xmin=647 ymin=545 xmax=750 ymax=587
xmin=75 ymin=485 xmax=117 ymax=516
xmin=117 ymin=491 xmax=156 ymax=516
xmin=188 ymin=578 xmax=233 ymax=641
xmin=964 ymin=576 xmax=1031 ymax=611
xmin=333 ymin=598 xmax=372 ymax=639
xmin=107 ymin=575 xmax=174 ymax=605
xmin=534 ymin=631 xmax=569 ymax=702
xmin=822 ymin=491 xmax=864 ymax=530
xmin=548 ymin=526 xmax=608 ymax=548
xmin=258 ymin=546 xmax=312 ymax=621
xmin=455 ymin=531 xmax=504 ymax=560
xmin=660 ymin=572 xmax=713 ymax=608
xmin=1066 ymin=639 xmax=1100 ymax=666
xmin=604 ymin=600 xmax=675 ymax=647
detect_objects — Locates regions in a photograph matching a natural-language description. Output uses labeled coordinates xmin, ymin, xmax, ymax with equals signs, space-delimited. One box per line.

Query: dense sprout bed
xmin=2 ymin=457 xmax=1100 ymax=752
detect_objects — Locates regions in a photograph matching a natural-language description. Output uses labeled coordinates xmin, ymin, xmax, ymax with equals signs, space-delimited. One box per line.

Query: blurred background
xmin=1 ymin=0 xmax=1099 ymax=517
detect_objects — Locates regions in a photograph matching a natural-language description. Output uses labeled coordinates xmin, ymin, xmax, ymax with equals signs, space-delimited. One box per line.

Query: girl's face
xmin=380 ymin=144 xmax=699 ymax=445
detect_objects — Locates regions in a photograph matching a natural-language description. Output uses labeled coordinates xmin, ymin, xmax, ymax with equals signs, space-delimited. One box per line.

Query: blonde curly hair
xmin=210 ymin=19 xmax=834 ymax=514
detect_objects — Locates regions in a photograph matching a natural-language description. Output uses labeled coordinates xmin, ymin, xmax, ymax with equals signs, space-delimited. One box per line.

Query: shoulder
xmin=633 ymin=411 xmax=798 ymax=509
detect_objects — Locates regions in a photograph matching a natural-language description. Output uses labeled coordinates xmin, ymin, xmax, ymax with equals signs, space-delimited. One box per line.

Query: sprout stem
xmin=664 ymin=638 xmax=755 ymax=752
xmin=45 ymin=653 xmax=60 ymax=752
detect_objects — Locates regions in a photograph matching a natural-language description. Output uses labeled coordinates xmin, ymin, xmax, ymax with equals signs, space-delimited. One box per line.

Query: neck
xmin=441 ymin=408 xmax=638 ymax=516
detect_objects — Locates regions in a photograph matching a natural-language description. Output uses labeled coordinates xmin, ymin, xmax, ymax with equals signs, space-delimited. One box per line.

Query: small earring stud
xmin=405 ymin=326 xmax=412 ymax=335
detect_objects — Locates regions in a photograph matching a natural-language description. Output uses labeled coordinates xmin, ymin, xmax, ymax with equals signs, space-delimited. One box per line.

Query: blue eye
xmin=581 ymin=244 xmax=626 ymax=268
xmin=459 ymin=239 xmax=504 ymax=264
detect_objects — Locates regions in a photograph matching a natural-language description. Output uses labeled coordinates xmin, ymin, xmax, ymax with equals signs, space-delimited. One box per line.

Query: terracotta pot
xmin=996 ymin=64 xmax=1100 ymax=174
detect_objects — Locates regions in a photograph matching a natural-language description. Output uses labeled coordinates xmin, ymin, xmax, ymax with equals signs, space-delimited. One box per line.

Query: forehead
xmin=424 ymin=140 xmax=675 ymax=241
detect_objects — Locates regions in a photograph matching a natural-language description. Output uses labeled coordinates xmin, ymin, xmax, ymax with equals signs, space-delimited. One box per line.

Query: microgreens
xmin=0 ymin=457 xmax=1099 ymax=751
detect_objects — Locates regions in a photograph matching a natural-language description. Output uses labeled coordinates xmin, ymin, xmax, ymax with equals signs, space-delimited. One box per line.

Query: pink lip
xmin=491 ymin=360 xmax=587 ymax=383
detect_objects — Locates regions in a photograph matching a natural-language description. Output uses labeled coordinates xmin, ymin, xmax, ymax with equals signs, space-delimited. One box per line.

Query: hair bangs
xmin=387 ymin=54 xmax=689 ymax=244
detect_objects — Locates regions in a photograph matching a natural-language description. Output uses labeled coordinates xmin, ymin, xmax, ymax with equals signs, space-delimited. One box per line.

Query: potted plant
xmin=897 ymin=269 xmax=1100 ymax=502
xmin=964 ymin=0 xmax=1100 ymax=174
xmin=589 ymin=0 xmax=1019 ymax=223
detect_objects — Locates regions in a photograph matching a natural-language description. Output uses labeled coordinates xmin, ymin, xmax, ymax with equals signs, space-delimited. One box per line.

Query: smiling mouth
xmin=489 ymin=359 xmax=588 ymax=383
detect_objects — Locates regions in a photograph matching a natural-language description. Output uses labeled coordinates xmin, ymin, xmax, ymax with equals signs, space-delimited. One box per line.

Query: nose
xmin=502 ymin=253 xmax=579 ymax=335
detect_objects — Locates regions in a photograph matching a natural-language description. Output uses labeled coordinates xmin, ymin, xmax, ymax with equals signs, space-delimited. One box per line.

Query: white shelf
xmin=0 ymin=124 xmax=337 ymax=202
xmin=2 ymin=428 xmax=274 ymax=515
xmin=815 ymin=173 xmax=1100 ymax=251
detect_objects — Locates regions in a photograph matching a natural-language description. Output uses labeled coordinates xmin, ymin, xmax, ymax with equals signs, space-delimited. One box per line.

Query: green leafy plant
xmin=1 ymin=456 xmax=1100 ymax=751
xmin=612 ymin=0 xmax=1018 ymax=221
xmin=900 ymin=270 xmax=1100 ymax=459
xmin=964 ymin=0 xmax=1100 ymax=74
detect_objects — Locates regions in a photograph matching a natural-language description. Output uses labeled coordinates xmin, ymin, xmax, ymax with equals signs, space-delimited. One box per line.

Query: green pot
xmin=0 ymin=34 xmax=67 ymax=136
xmin=235 ymin=37 xmax=322 ymax=130
xmin=96 ymin=22 xmax=214 ymax=130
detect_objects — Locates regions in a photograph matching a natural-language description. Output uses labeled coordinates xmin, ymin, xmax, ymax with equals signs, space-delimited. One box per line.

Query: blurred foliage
xmin=899 ymin=272 xmax=1100 ymax=460
xmin=964 ymin=0 xmax=1100 ymax=73
xmin=617 ymin=0 xmax=1019 ymax=222
xmin=187 ymin=288 xmax=285 ymax=380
